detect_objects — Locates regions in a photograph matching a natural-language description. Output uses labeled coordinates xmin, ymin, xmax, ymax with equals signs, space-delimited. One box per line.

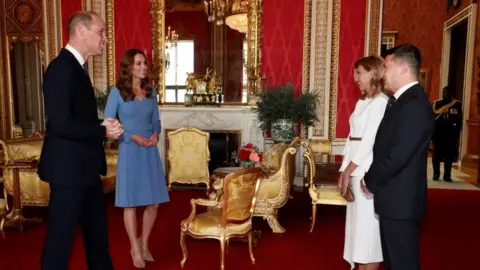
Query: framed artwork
xmin=419 ymin=68 xmax=430 ymax=93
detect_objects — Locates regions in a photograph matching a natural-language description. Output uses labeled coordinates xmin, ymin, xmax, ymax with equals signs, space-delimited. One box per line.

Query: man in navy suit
xmin=39 ymin=11 xmax=123 ymax=270
xmin=363 ymin=44 xmax=435 ymax=270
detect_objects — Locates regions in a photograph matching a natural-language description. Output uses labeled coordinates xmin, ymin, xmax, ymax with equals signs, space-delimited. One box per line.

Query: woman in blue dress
xmin=104 ymin=48 xmax=169 ymax=268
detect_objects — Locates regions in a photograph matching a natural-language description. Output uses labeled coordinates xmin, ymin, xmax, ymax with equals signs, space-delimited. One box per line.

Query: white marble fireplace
xmin=157 ymin=106 xmax=265 ymax=171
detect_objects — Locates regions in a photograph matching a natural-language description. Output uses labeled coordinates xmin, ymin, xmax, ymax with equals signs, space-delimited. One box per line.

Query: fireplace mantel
xmin=157 ymin=106 xmax=265 ymax=172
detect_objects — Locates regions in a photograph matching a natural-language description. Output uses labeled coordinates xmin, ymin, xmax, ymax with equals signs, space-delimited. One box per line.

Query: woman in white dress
xmin=338 ymin=55 xmax=388 ymax=270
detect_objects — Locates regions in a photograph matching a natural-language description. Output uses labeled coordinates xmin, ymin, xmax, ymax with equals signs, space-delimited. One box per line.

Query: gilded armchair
xmin=209 ymin=138 xmax=300 ymax=233
xmin=167 ymin=127 xmax=211 ymax=192
xmin=180 ymin=167 xmax=263 ymax=270
xmin=253 ymin=141 xmax=299 ymax=233
xmin=303 ymin=141 xmax=347 ymax=233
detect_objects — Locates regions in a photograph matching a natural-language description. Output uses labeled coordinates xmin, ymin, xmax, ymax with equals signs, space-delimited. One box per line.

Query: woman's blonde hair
xmin=354 ymin=55 xmax=384 ymax=99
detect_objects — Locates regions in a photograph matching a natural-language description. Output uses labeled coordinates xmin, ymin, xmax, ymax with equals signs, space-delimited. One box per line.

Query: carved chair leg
xmin=0 ymin=217 xmax=5 ymax=239
xmin=180 ymin=231 xmax=188 ymax=267
xmin=309 ymin=204 xmax=317 ymax=233
xmin=220 ymin=238 xmax=226 ymax=270
xmin=265 ymin=214 xmax=286 ymax=233
xmin=248 ymin=231 xmax=255 ymax=264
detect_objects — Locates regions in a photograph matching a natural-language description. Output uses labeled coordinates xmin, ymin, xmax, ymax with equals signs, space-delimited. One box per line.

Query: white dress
xmin=340 ymin=93 xmax=388 ymax=269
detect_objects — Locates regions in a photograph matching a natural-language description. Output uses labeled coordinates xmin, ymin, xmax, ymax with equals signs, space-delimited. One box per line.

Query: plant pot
xmin=271 ymin=119 xmax=295 ymax=142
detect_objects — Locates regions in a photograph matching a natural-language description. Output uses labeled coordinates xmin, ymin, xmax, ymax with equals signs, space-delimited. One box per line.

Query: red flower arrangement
xmin=232 ymin=143 xmax=263 ymax=168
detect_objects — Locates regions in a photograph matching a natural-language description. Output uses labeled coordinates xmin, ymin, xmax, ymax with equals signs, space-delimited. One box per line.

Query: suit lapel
xmin=61 ymin=48 xmax=92 ymax=88
xmin=60 ymin=49 xmax=97 ymax=116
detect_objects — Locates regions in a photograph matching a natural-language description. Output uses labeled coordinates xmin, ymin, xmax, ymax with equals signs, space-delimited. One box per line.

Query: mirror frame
xmin=0 ymin=0 xmax=63 ymax=139
xmin=151 ymin=0 xmax=263 ymax=105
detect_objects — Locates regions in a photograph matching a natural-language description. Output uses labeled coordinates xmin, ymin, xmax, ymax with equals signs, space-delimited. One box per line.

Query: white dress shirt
xmin=65 ymin=44 xmax=85 ymax=66
xmin=340 ymin=93 xmax=389 ymax=176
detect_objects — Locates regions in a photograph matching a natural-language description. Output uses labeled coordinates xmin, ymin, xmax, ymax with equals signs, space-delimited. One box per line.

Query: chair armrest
xmin=1 ymin=159 xmax=39 ymax=169
xmin=185 ymin=198 xmax=220 ymax=223
xmin=194 ymin=198 xmax=219 ymax=207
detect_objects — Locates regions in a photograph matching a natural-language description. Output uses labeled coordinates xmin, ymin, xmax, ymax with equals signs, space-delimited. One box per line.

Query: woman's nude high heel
xmin=130 ymin=248 xmax=146 ymax=268
xmin=138 ymin=238 xmax=155 ymax=262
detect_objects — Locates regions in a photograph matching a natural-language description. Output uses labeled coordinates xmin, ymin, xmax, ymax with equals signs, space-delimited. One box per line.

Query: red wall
xmin=261 ymin=0 xmax=304 ymax=94
xmin=60 ymin=0 xmax=82 ymax=46
xmin=335 ymin=0 xmax=367 ymax=138
xmin=114 ymin=0 xmax=152 ymax=76
xmin=383 ymin=0 xmax=473 ymax=101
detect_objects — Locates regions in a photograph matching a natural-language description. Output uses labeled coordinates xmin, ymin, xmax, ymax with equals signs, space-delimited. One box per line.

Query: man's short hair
xmin=384 ymin=43 xmax=422 ymax=76
xmin=67 ymin=11 xmax=98 ymax=35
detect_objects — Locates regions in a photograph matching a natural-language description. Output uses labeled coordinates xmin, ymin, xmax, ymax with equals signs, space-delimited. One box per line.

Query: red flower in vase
xmin=238 ymin=149 xmax=250 ymax=160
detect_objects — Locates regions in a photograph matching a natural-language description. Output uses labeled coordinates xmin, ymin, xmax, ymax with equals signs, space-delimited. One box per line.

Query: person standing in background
xmin=431 ymin=86 xmax=462 ymax=182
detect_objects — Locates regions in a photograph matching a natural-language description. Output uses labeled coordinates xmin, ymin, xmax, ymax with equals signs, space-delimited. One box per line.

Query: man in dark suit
xmin=38 ymin=11 xmax=123 ymax=270
xmin=432 ymin=86 xmax=463 ymax=182
xmin=362 ymin=44 xmax=435 ymax=269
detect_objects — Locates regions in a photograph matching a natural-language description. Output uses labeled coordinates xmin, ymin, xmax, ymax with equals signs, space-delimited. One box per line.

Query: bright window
xmin=165 ymin=40 xmax=194 ymax=103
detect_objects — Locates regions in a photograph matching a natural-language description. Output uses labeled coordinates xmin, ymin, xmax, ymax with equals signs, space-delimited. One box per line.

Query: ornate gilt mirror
xmin=0 ymin=0 xmax=62 ymax=139
xmin=151 ymin=0 xmax=262 ymax=105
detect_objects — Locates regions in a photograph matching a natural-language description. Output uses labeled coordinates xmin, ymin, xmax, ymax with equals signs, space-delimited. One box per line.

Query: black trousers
xmin=41 ymin=181 xmax=113 ymax=270
xmin=432 ymin=139 xmax=455 ymax=179
xmin=379 ymin=217 xmax=421 ymax=270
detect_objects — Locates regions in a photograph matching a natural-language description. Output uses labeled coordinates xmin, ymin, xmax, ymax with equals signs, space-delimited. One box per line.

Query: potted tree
xmin=252 ymin=82 xmax=320 ymax=142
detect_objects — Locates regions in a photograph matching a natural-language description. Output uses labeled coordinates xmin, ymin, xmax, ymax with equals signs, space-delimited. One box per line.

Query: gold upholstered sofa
xmin=0 ymin=132 xmax=118 ymax=208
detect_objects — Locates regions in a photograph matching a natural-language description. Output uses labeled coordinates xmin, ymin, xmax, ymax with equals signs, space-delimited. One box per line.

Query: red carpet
xmin=0 ymin=188 xmax=479 ymax=270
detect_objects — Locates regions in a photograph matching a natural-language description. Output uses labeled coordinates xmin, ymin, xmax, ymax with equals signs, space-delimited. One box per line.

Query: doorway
xmin=440 ymin=4 xmax=478 ymax=164
xmin=447 ymin=19 xmax=467 ymax=102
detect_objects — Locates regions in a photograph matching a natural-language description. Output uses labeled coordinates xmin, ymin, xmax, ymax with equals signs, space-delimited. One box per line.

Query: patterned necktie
xmin=82 ymin=63 xmax=89 ymax=76
xmin=386 ymin=95 xmax=396 ymax=110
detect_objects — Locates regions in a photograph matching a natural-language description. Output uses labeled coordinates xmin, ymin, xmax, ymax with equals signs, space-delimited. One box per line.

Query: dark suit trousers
xmin=41 ymin=180 xmax=113 ymax=270
xmin=379 ymin=217 xmax=420 ymax=270
xmin=432 ymin=139 xmax=455 ymax=179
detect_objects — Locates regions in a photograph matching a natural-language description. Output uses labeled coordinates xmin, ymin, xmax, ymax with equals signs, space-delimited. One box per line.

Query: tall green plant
xmin=292 ymin=91 xmax=321 ymax=127
xmin=251 ymin=82 xmax=320 ymax=132
xmin=251 ymin=83 xmax=296 ymax=131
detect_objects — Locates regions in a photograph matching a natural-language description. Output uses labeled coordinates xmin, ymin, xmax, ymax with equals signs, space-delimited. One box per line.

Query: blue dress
xmin=104 ymin=86 xmax=169 ymax=207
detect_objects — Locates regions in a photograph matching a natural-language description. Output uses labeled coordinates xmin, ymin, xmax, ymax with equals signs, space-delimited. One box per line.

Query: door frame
xmin=439 ymin=4 xmax=477 ymax=164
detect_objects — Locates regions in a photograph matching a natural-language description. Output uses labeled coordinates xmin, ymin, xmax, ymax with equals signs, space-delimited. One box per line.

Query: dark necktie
xmin=82 ymin=63 xmax=89 ymax=76
xmin=386 ymin=95 xmax=396 ymax=110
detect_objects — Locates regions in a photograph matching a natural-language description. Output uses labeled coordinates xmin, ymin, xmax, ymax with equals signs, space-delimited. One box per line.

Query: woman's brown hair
xmin=116 ymin=48 xmax=153 ymax=101
xmin=354 ymin=55 xmax=384 ymax=99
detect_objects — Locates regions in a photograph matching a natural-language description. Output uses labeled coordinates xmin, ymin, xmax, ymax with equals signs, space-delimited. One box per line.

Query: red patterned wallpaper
xmin=114 ymin=0 xmax=152 ymax=76
xmin=261 ymin=0 xmax=304 ymax=94
xmin=383 ymin=0 xmax=473 ymax=102
xmin=335 ymin=0 xmax=367 ymax=138
xmin=60 ymin=0 xmax=83 ymax=46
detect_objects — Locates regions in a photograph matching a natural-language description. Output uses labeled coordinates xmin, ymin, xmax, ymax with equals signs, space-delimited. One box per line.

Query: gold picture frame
xmin=419 ymin=68 xmax=430 ymax=94
xmin=150 ymin=0 xmax=263 ymax=104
